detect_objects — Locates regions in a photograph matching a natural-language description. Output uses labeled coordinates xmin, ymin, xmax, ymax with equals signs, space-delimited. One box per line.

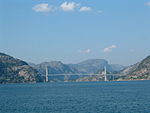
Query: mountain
xmin=68 ymin=59 xmax=108 ymax=74
xmin=34 ymin=61 xmax=78 ymax=76
xmin=0 ymin=53 xmax=43 ymax=83
xmin=121 ymin=63 xmax=140 ymax=75
xmin=120 ymin=55 xmax=150 ymax=80
xmin=109 ymin=64 xmax=125 ymax=72
xmin=68 ymin=59 xmax=123 ymax=74
xmin=128 ymin=55 xmax=150 ymax=79
xmin=33 ymin=59 xmax=125 ymax=75
xmin=70 ymin=59 xmax=125 ymax=74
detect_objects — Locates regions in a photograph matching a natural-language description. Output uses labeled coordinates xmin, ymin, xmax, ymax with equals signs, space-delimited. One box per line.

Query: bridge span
xmin=47 ymin=73 xmax=123 ymax=76
xmin=44 ymin=66 xmax=124 ymax=82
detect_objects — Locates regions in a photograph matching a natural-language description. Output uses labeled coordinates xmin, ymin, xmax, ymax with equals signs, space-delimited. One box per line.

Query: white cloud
xmin=60 ymin=2 xmax=80 ymax=11
xmin=103 ymin=45 xmax=117 ymax=53
xmin=79 ymin=49 xmax=91 ymax=54
xmin=32 ymin=2 xmax=98 ymax=14
xmin=32 ymin=3 xmax=55 ymax=13
xmin=145 ymin=2 xmax=150 ymax=6
xmin=80 ymin=7 xmax=92 ymax=12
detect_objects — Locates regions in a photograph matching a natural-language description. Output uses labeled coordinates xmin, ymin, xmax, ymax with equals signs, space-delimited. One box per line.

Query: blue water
xmin=0 ymin=81 xmax=150 ymax=113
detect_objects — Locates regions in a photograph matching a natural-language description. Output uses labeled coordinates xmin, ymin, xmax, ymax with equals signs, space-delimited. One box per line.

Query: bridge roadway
xmin=47 ymin=73 xmax=124 ymax=76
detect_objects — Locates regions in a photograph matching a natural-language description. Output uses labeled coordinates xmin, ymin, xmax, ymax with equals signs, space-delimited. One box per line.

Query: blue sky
xmin=0 ymin=0 xmax=150 ymax=66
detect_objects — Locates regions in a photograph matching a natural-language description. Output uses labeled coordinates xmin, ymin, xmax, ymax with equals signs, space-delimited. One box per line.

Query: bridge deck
xmin=47 ymin=74 xmax=124 ymax=76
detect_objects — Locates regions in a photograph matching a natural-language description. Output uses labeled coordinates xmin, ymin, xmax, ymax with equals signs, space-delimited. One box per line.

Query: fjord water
xmin=0 ymin=81 xmax=150 ymax=113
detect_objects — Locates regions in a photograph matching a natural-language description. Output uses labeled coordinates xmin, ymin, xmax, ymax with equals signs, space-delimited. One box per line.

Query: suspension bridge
xmin=45 ymin=66 xmax=124 ymax=82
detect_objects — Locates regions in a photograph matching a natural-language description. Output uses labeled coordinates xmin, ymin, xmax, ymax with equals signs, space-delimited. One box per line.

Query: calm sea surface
xmin=0 ymin=80 xmax=150 ymax=113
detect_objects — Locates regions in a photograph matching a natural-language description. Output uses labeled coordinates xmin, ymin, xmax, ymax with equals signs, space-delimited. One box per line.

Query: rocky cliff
xmin=120 ymin=55 xmax=150 ymax=80
xmin=0 ymin=53 xmax=43 ymax=83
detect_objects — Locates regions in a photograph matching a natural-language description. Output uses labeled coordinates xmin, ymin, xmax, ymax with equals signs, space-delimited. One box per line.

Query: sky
xmin=0 ymin=0 xmax=150 ymax=66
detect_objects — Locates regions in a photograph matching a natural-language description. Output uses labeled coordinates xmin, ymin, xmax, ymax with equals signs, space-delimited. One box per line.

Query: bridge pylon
xmin=104 ymin=66 xmax=108 ymax=81
xmin=45 ymin=66 xmax=49 ymax=82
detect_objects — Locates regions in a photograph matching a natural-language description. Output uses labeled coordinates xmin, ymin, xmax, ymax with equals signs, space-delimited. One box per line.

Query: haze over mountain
xmin=68 ymin=59 xmax=125 ymax=74
xmin=33 ymin=61 xmax=77 ymax=75
xmin=31 ymin=59 xmax=125 ymax=77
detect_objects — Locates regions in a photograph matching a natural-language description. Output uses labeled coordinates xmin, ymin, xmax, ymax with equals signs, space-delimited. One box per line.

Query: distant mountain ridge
xmin=68 ymin=59 xmax=108 ymax=74
xmin=34 ymin=61 xmax=78 ymax=75
xmin=31 ymin=59 xmax=125 ymax=76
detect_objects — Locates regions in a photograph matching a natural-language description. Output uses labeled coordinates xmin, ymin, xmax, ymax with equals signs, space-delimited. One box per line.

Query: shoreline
xmin=0 ymin=79 xmax=150 ymax=84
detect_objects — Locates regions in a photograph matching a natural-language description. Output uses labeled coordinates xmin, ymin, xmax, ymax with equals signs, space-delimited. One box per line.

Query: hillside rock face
xmin=121 ymin=63 xmax=140 ymax=75
xmin=120 ymin=55 xmax=150 ymax=80
xmin=129 ymin=55 xmax=150 ymax=79
xmin=0 ymin=53 xmax=43 ymax=83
